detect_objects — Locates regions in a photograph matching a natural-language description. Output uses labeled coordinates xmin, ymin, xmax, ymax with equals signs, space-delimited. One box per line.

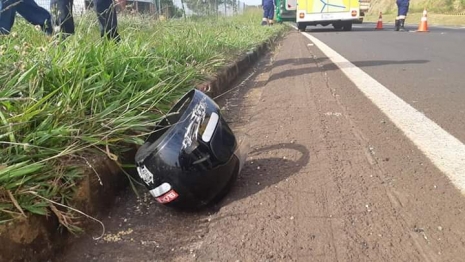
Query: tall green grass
xmin=0 ymin=10 xmax=287 ymax=229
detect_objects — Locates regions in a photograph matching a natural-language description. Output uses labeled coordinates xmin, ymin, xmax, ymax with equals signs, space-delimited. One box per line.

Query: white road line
xmin=299 ymin=29 xmax=465 ymax=194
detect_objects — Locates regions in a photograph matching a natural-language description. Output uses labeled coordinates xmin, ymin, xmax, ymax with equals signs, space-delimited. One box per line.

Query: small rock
xmin=290 ymin=216 xmax=294 ymax=220
xmin=438 ymin=226 xmax=443 ymax=231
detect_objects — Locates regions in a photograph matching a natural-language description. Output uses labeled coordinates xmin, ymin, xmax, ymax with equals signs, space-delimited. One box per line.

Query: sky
xmin=244 ymin=0 xmax=261 ymax=5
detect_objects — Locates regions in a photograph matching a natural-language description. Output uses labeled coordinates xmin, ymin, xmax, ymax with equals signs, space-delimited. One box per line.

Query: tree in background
xmin=183 ymin=0 xmax=238 ymax=16
xmin=158 ymin=0 xmax=184 ymax=18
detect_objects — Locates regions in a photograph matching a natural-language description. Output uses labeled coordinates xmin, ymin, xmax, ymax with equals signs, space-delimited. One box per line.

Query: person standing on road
xmin=50 ymin=0 xmax=120 ymax=41
xmin=0 ymin=0 xmax=53 ymax=35
xmin=261 ymin=0 xmax=275 ymax=26
xmin=395 ymin=0 xmax=409 ymax=31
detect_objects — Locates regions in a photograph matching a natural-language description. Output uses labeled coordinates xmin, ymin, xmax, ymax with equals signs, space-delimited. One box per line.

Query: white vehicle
xmin=296 ymin=0 xmax=361 ymax=31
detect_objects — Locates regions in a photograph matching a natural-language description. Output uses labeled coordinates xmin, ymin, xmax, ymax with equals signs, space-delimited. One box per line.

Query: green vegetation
xmin=369 ymin=0 xmax=465 ymax=14
xmin=184 ymin=0 xmax=242 ymax=16
xmin=366 ymin=0 xmax=465 ymax=26
xmin=0 ymin=10 xmax=287 ymax=230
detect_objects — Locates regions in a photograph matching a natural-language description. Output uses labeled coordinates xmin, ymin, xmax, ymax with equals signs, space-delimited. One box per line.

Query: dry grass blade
xmin=25 ymin=191 xmax=106 ymax=240
xmin=6 ymin=190 xmax=26 ymax=218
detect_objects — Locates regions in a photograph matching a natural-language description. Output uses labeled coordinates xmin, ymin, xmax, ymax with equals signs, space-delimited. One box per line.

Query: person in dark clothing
xmin=261 ymin=0 xmax=275 ymax=26
xmin=50 ymin=0 xmax=120 ymax=40
xmin=395 ymin=0 xmax=409 ymax=31
xmin=0 ymin=0 xmax=53 ymax=35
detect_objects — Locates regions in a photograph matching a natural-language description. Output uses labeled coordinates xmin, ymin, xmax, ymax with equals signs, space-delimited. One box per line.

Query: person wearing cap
xmin=50 ymin=0 xmax=120 ymax=41
xmin=0 ymin=0 xmax=53 ymax=35
xmin=395 ymin=0 xmax=409 ymax=31
xmin=261 ymin=0 xmax=275 ymax=26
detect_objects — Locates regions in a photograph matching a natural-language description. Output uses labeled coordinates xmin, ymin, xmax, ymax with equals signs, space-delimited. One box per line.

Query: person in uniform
xmin=0 ymin=0 xmax=53 ymax=35
xmin=50 ymin=0 xmax=120 ymax=41
xmin=395 ymin=0 xmax=409 ymax=31
xmin=261 ymin=0 xmax=275 ymax=26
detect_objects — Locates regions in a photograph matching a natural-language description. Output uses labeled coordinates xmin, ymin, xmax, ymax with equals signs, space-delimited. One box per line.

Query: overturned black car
xmin=135 ymin=89 xmax=244 ymax=209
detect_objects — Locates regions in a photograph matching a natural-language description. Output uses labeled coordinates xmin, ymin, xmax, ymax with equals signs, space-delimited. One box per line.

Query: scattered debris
xmin=103 ymin=228 xmax=134 ymax=243
xmin=324 ymin=112 xmax=342 ymax=117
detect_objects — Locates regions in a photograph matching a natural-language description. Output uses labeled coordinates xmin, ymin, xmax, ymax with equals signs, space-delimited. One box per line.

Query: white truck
xmin=296 ymin=0 xmax=370 ymax=31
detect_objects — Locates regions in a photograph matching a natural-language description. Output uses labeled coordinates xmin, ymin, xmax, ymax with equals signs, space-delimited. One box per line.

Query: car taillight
xmin=351 ymin=10 xmax=357 ymax=17
xmin=299 ymin=13 xmax=305 ymax=18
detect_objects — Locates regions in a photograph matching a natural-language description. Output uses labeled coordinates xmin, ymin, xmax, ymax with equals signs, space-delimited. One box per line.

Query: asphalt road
xmin=303 ymin=22 xmax=465 ymax=144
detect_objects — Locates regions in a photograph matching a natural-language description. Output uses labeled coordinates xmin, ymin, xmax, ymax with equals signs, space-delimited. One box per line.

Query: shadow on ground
xmin=212 ymin=142 xmax=310 ymax=209
xmin=266 ymin=56 xmax=429 ymax=84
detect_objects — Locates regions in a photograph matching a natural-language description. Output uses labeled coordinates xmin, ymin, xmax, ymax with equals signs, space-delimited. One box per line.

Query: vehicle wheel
xmin=333 ymin=23 xmax=343 ymax=30
xmin=343 ymin=22 xmax=353 ymax=31
xmin=297 ymin=23 xmax=306 ymax=32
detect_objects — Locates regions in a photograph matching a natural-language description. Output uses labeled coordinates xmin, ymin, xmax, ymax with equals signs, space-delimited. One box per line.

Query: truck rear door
xmin=305 ymin=0 xmax=325 ymax=14
xmin=326 ymin=0 xmax=351 ymax=12
xmin=305 ymin=0 xmax=352 ymax=14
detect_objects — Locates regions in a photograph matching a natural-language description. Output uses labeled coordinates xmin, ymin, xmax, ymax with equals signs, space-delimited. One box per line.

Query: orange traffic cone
xmin=375 ymin=12 xmax=383 ymax=30
xmin=417 ymin=9 xmax=429 ymax=32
